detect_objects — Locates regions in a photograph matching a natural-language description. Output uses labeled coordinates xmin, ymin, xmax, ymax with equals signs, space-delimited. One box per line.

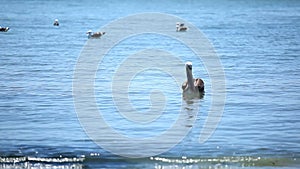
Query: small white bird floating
xmin=53 ymin=19 xmax=59 ymax=26
xmin=176 ymin=22 xmax=188 ymax=32
xmin=86 ymin=30 xmax=105 ymax=39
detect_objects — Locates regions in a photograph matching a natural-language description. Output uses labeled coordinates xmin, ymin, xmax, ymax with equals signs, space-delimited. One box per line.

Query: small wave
xmin=0 ymin=156 xmax=84 ymax=169
xmin=1 ymin=155 xmax=299 ymax=168
xmin=149 ymin=156 xmax=300 ymax=167
xmin=0 ymin=156 xmax=84 ymax=163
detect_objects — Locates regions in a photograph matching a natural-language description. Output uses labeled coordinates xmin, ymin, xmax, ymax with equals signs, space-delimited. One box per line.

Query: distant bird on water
xmin=86 ymin=30 xmax=105 ymax=39
xmin=182 ymin=62 xmax=204 ymax=98
xmin=0 ymin=26 xmax=9 ymax=32
xmin=176 ymin=22 xmax=188 ymax=32
xmin=53 ymin=19 xmax=59 ymax=26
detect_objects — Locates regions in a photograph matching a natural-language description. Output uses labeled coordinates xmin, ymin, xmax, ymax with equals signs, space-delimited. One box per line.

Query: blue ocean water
xmin=1 ymin=0 xmax=300 ymax=168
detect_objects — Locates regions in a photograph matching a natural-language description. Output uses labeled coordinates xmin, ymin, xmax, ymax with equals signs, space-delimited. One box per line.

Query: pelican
xmin=182 ymin=62 xmax=204 ymax=98
xmin=86 ymin=30 xmax=105 ymax=39
xmin=53 ymin=19 xmax=59 ymax=26
xmin=0 ymin=26 xmax=9 ymax=32
xmin=176 ymin=22 xmax=188 ymax=32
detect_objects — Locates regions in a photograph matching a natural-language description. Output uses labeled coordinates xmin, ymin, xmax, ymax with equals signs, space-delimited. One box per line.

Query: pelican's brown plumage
xmin=182 ymin=62 xmax=204 ymax=98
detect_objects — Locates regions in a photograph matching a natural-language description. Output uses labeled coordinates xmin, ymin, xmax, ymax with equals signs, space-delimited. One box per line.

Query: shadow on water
xmin=181 ymin=92 xmax=205 ymax=128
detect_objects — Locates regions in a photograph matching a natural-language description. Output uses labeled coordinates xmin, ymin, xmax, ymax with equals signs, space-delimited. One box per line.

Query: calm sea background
xmin=1 ymin=0 xmax=300 ymax=168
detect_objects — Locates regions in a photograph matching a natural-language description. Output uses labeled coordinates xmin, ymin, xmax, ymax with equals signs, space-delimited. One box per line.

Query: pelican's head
xmin=55 ymin=19 xmax=59 ymax=22
xmin=185 ymin=62 xmax=192 ymax=71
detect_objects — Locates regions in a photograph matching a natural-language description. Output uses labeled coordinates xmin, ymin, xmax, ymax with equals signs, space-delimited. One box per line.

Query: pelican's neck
xmin=186 ymin=67 xmax=195 ymax=91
